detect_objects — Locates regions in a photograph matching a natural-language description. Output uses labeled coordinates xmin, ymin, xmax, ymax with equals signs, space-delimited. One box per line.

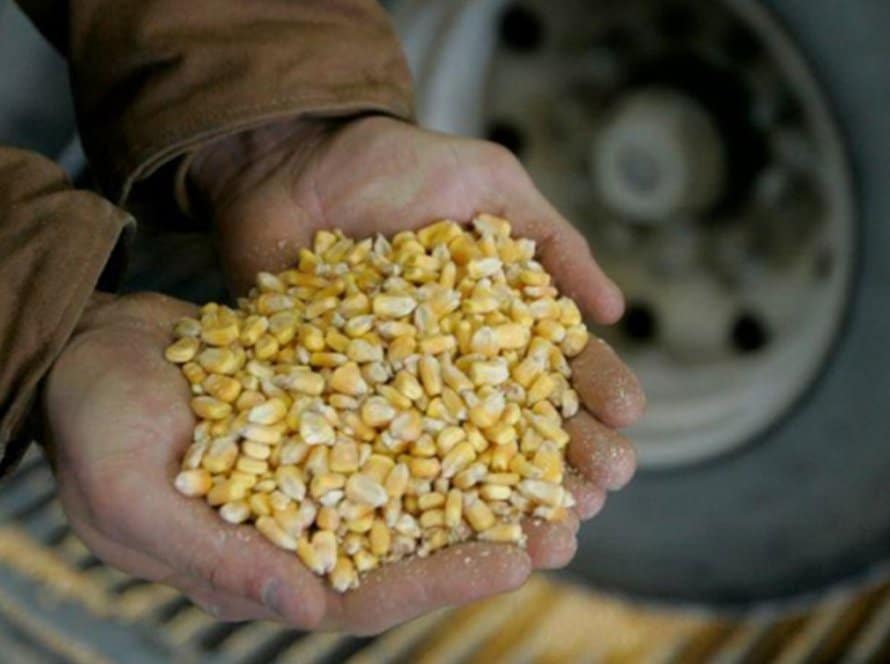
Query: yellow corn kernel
xmin=353 ymin=550 xmax=379 ymax=573
xmin=328 ymin=362 xmax=368 ymax=396
xmin=527 ymin=413 xmax=570 ymax=446
xmin=486 ymin=472 xmax=520 ymax=486
xmin=253 ymin=334 xmax=279 ymax=360
xmin=328 ymin=441 xmax=359 ymax=474
xmin=479 ymin=523 xmax=523 ymax=543
xmin=480 ymin=484 xmax=512 ymax=501
xmin=534 ymin=442 xmax=564 ymax=482
xmin=219 ymin=500 xmax=250 ymax=524
xmin=561 ymin=324 xmax=589 ymax=357
xmin=256 ymin=516 xmax=298 ymax=551
xmin=174 ymin=469 xmax=212 ymax=497
xmin=299 ymin=411 xmax=335 ymax=446
xmin=417 ymin=492 xmax=445 ymax=511
xmin=417 ymin=219 xmax=462 ymax=248
xmin=275 ymin=466 xmax=306 ymax=501
xmin=165 ymin=336 xmax=200 ymax=364
xmin=362 ymin=454 xmax=396 ymax=485
xmin=236 ymin=456 xmax=268 ymax=475
xmin=299 ymin=324 xmax=326 ymax=352
xmin=387 ymin=336 xmax=417 ymax=365
xmin=467 ymin=257 xmax=503 ymax=279
xmin=305 ymin=296 xmax=338 ymax=319
xmin=190 ymin=396 xmax=231 ymax=420
xmin=235 ymin=390 xmax=264 ymax=412
xmin=418 ymin=356 xmax=443 ymax=396
xmin=310 ymin=473 xmax=346 ymax=500
xmin=202 ymin=374 xmax=242 ymax=403
xmin=357 ymin=397 xmax=394 ymax=429
xmin=239 ymin=315 xmax=269 ymax=346
xmin=197 ymin=347 xmax=239 ymax=375
xmin=206 ymin=480 xmax=248 ymax=507
xmin=464 ymin=495 xmax=496 ymax=532
xmin=409 ymin=457 xmax=441 ymax=480
xmin=436 ymin=426 xmax=466 ymax=455
xmin=267 ymin=311 xmax=298 ymax=345
xmin=441 ymin=442 xmax=476 ymax=479
xmin=364 ymin=519 xmax=390 ymax=558
xmin=419 ymin=509 xmax=445 ymax=529
xmin=390 ymin=409 xmax=423 ymax=443
xmin=242 ymin=440 xmax=271 ymax=461
xmin=384 ymin=463 xmax=409 ymax=498
xmin=524 ymin=372 xmax=556 ymax=404
xmin=512 ymin=356 xmax=543 ymax=389
xmin=345 ymin=512 xmax=374 ymax=533
xmin=174 ymin=317 xmax=202 ymax=338
xmin=473 ymin=213 xmax=511 ymax=237
xmin=469 ymin=359 xmax=510 ymax=386
xmin=518 ymin=479 xmax=565 ymax=507
xmin=345 ymin=473 xmax=388 ymax=507
xmin=468 ymin=393 xmax=506 ymax=429
xmin=316 ymin=506 xmax=341 ymax=532
xmin=484 ymin=422 xmax=517 ymax=446
xmin=201 ymin=437 xmax=238 ymax=474
xmin=201 ymin=319 xmax=239 ymax=347
xmin=393 ymin=371 xmax=424 ymax=401
xmin=419 ymin=335 xmax=456 ymax=355
xmin=324 ymin=328 xmax=349 ymax=353
xmin=345 ymin=338 xmax=383 ymax=364
xmin=443 ymin=489 xmax=462 ymax=528
xmin=249 ymin=492 xmax=272 ymax=517
xmin=247 ymin=397 xmax=287 ymax=425
xmin=373 ymin=294 xmax=417 ymax=318
xmin=181 ymin=362 xmax=207 ymax=387
xmin=452 ymin=462 xmax=487 ymax=490
xmin=411 ymin=434 xmax=437 ymax=458
xmin=491 ymin=441 xmax=518 ymax=472
xmin=330 ymin=556 xmax=358 ymax=593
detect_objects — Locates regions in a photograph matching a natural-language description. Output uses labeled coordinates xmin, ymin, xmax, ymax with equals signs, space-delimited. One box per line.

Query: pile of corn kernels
xmin=166 ymin=215 xmax=588 ymax=592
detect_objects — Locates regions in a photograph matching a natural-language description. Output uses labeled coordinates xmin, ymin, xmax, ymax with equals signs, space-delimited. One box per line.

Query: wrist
xmin=188 ymin=116 xmax=350 ymax=216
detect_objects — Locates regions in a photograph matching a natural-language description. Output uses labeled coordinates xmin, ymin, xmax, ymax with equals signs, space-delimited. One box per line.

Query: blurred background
xmin=1 ymin=0 xmax=888 ymax=661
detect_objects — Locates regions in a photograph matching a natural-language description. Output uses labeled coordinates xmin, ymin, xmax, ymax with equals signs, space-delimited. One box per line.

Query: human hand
xmin=42 ymin=292 xmax=549 ymax=633
xmin=190 ymin=116 xmax=645 ymax=561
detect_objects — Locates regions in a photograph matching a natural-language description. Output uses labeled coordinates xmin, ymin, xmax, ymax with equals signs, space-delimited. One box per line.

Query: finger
xmin=165 ymin=573 xmax=279 ymax=623
xmin=563 ymin=471 xmax=606 ymax=520
xmin=327 ymin=542 xmax=531 ymax=635
xmin=499 ymin=189 xmax=625 ymax=325
xmin=522 ymin=517 xmax=578 ymax=570
xmin=570 ymin=337 xmax=646 ymax=428
xmin=566 ymin=411 xmax=637 ymax=491
xmin=100 ymin=459 xmax=326 ymax=629
xmin=83 ymin=292 xmax=199 ymax=340
xmin=152 ymin=497 xmax=327 ymax=629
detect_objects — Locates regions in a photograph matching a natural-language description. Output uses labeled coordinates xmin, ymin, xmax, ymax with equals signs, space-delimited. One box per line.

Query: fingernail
xmin=261 ymin=579 xmax=284 ymax=617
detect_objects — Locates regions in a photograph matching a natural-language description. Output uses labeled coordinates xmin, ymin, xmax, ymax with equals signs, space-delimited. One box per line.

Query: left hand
xmin=188 ymin=114 xmax=645 ymax=605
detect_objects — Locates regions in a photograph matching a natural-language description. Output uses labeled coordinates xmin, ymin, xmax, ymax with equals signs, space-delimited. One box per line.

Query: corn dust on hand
xmin=167 ymin=214 xmax=589 ymax=593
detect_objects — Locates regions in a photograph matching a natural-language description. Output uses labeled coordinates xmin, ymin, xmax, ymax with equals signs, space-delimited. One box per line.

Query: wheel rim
xmin=393 ymin=0 xmax=856 ymax=469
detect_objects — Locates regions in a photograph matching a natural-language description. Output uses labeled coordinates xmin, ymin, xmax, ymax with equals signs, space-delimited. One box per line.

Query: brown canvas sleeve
xmin=0 ymin=148 xmax=132 ymax=477
xmin=15 ymin=0 xmax=414 ymax=204
xmin=2 ymin=0 xmax=412 ymax=476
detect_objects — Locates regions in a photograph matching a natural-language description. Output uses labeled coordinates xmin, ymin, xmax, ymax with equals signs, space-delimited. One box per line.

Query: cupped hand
xmin=190 ymin=116 xmax=645 ymax=573
xmin=43 ymin=293 xmax=536 ymax=633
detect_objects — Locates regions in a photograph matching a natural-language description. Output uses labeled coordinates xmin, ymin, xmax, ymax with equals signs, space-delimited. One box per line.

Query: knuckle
xmin=481 ymin=140 xmax=520 ymax=168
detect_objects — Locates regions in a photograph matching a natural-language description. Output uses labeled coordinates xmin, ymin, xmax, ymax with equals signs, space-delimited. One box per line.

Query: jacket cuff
xmin=0 ymin=148 xmax=133 ymax=478
xmin=65 ymin=0 xmax=414 ymax=205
